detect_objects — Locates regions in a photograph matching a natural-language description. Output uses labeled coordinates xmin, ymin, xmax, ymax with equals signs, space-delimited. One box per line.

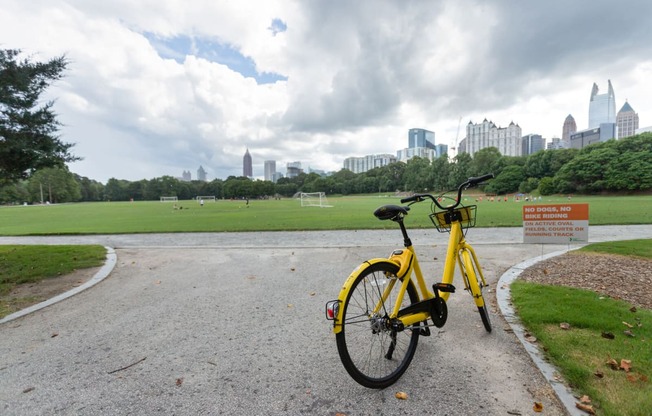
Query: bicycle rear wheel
xmin=460 ymin=250 xmax=492 ymax=332
xmin=336 ymin=261 xmax=420 ymax=388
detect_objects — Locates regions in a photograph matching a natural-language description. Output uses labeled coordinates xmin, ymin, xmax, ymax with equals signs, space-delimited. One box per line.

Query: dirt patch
xmin=518 ymin=251 xmax=652 ymax=310
xmin=0 ymin=267 xmax=101 ymax=316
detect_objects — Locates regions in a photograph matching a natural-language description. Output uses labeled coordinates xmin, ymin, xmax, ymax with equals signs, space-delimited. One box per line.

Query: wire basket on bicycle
xmin=429 ymin=202 xmax=477 ymax=233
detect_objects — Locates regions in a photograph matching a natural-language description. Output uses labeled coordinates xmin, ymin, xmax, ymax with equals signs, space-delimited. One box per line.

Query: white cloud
xmin=1 ymin=0 xmax=651 ymax=182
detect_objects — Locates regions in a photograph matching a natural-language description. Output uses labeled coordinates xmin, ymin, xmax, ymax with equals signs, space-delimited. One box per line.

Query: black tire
xmin=460 ymin=250 xmax=492 ymax=333
xmin=335 ymin=261 xmax=420 ymax=388
xmin=478 ymin=304 xmax=492 ymax=332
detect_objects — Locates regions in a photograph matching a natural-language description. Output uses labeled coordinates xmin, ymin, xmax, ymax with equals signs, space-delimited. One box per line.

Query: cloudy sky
xmin=2 ymin=0 xmax=651 ymax=183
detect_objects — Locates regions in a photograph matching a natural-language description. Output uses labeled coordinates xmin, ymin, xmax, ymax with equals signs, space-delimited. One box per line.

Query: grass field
xmin=1 ymin=194 xmax=651 ymax=235
xmin=511 ymin=240 xmax=652 ymax=416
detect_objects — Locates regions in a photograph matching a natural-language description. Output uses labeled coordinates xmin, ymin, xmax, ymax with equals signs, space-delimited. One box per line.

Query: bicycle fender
xmin=332 ymin=259 xmax=400 ymax=334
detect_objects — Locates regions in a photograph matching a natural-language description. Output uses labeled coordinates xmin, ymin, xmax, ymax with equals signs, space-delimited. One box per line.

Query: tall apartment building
xmin=562 ymin=114 xmax=577 ymax=143
xmin=589 ymin=80 xmax=616 ymax=129
xmin=616 ymin=101 xmax=639 ymax=139
xmin=343 ymin=154 xmax=397 ymax=174
xmin=264 ymin=160 xmax=276 ymax=182
xmin=464 ymin=119 xmax=522 ymax=156
xmin=243 ymin=148 xmax=253 ymax=177
xmin=181 ymin=170 xmax=192 ymax=181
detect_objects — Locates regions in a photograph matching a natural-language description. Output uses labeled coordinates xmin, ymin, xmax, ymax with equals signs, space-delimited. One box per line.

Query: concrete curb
xmin=0 ymin=246 xmax=117 ymax=325
xmin=496 ymin=247 xmax=584 ymax=416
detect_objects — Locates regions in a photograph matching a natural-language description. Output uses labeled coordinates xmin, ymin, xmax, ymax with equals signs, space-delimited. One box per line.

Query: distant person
xmin=200 ymin=199 xmax=204 ymax=207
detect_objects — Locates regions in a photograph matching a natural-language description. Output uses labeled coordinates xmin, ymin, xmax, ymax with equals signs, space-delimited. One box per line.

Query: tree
xmin=1 ymin=49 xmax=79 ymax=184
xmin=403 ymin=157 xmax=431 ymax=192
xmin=485 ymin=165 xmax=525 ymax=195
xmin=470 ymin=147 xmax=501 ymax=177
xmin=27 ymin=166 xmax=81 ymax=203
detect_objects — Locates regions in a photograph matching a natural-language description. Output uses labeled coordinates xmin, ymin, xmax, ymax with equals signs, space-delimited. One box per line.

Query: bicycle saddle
xmin=373 ymin=205 xmax=410 ymax=221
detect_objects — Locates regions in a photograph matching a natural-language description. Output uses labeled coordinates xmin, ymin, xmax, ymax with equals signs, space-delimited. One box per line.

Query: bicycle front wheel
xmin=460 ymin=250 xmax=492 ymax=332
xmin=336 ymin=261 xmax=420 ymax=388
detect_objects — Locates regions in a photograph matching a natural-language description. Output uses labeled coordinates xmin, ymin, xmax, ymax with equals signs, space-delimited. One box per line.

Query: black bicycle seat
xmin=373 ymin=205 xmax=410 ymax=221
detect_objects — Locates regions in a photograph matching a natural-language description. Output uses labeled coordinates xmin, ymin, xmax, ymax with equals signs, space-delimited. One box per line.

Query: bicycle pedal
xmin=433 ymin=283 xmax=456 ymax=293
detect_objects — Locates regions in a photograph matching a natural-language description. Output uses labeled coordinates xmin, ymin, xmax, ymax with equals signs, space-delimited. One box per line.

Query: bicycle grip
xmin=400 ymin=195 xmax=420 ymax=204
xmin=468 ymin=173 xmax=494 ymax=186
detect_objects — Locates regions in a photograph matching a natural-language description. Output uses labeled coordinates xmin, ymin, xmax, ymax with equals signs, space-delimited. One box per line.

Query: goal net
xmin=300 ymin=192 xmax=332 ymax=207
xmin=160 ymin=196 xmax=178 ymax=202
xmin=196 ymin=196 xmax=216 ymax=202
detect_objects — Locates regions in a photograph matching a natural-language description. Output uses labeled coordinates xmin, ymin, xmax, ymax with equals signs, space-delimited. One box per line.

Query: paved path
xmin=1 ymin=226 xmax=651 ymax=415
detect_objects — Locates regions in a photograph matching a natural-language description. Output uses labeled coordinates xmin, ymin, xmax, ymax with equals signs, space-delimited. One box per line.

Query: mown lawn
xmin=1 ymin=194 xmax=650 ymax=235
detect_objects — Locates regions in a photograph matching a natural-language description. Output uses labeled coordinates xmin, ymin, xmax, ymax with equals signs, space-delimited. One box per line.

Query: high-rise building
xmin=286 ymin=161 xmax=302 ymax=178
xmin=589 ymin=80 xmax=616 ymax=129
xmin=562 ymin=114 xmax=577 ymax=143
xmin=243 ymin=148 xmax=253 ymax=177
xmin=408 ymin=128 xmax=436 ymax=149
xmin=181 ymin=170 xmax=191 ymax=181
xmin=264 ymin=160 xmax=276 ymax=182
xmin=197 ymin=166 xmax=207 ymax=182
xmin=343 ymin=154 xmax=397 ymax=174
xmin=547 ymin=137 xmax=567 ymax=150
xmin=464 ymin=119 xmax=522 ymax=156
xmin=616 ymin=101 xmax=639 ymax=139
xmin=570 ymin=123 xmax=617 ymax=149
xmin=522 ymin=134 xmax=546 ymax=155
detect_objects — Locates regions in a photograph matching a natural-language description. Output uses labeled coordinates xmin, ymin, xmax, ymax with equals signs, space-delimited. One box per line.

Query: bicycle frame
xmin=330 ymin=198 xmax=490 ymax=335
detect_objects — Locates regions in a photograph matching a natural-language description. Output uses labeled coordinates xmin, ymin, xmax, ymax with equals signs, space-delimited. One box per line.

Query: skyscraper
xmin=408 ymin=128 xmax=436 ymax=149
xmin=616 ymin=101 xmax=639 ymax=139
xmin=197 ymin=166 xmax=207 ymax=182
xmin=243 ymin=148 xmax=252 ymax=177
xmin=264 ymin=160 xmax=276 ymax=182
xmin=522 ymin=134 xmax=545 ymax=155
xmin=562 ymin=114 xmax=577 ymax=142
xmin=589 ymin=80 xmax=616 ymax=129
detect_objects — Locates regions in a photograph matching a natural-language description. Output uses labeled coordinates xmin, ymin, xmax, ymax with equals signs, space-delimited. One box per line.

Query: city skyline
xmin=4 ymin=2 xmax=650 ymax=183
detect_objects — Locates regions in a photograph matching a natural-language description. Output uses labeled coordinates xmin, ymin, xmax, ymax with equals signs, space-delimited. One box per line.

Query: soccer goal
xmin=160 ymin=196 xmax=178 ymax=202
xmin=300 ymin=192 xmax=332 ymax=208
xmin=196 ymin=196 xmax=216 ymax=203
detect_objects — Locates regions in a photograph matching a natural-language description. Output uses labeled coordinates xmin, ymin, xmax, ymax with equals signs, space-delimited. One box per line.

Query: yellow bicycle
xmin=326 ymin=174 xmax=494 ymax=388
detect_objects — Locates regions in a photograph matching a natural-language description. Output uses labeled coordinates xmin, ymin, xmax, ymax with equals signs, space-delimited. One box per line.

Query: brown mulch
xmin=518 ymin=252 xmax=652 ymax=310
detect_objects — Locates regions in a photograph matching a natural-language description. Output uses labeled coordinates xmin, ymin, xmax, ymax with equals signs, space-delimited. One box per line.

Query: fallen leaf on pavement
xmin=533 ymin=402 xmax=543 ymax=412
xmin=395 ymin=392 xmax=408 ymax=400
xmin=176 ymin=378 xmax=183 ymax=386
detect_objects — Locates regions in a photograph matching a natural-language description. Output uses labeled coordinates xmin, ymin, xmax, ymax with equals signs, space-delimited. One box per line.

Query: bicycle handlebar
xmin=400 ymin=173 xmax=494 ymax=210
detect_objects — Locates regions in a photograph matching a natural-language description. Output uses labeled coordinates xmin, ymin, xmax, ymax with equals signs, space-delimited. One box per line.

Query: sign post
xmin=522 ymin=203 xmax=589 ymax=244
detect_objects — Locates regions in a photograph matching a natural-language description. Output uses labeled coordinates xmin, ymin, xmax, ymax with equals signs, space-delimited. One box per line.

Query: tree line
xmin=1 ymin=133 xmax=650 ymax=204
